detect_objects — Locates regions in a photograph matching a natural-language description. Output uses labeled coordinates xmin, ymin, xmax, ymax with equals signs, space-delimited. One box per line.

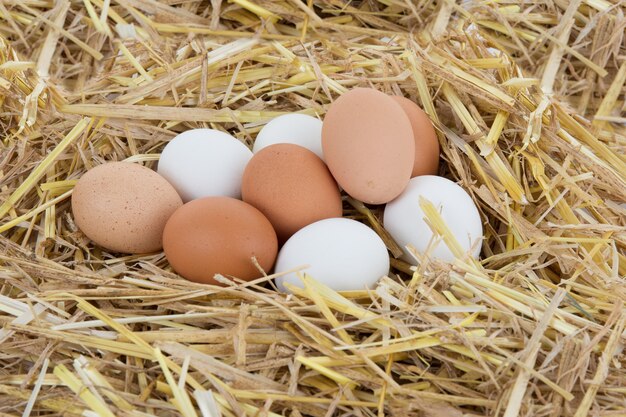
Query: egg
xmin=383 ymin=175 xmax=483 ymax=263
xmin=242 ymin=143 xmax=342 ymax=242
xmin=322 ymin=88 xmax=415 ymax=204
xmin=157 ymin=128 xmax=252 ymax=202
xmin=390 ymin=96 xmax=439 ymax=177
xmin=274 ymin=218 xmax=389 ymax=292
xmin=253 ymin=114 xmax=324 ymax=159
xmin=71 ymin=162 xmax=182 ymax=253
xmin=162 ymin=197 xmax=278 ymax=285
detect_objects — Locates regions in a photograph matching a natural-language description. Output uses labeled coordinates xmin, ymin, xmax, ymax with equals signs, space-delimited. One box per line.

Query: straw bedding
xmin=0 ymin=1 xmax=625 ymax=416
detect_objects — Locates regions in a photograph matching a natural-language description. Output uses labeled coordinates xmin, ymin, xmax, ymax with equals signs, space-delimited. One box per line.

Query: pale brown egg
xmin=71 ymin=162 xmax=182 ymax=253
xmin=242 ymin=143 xmax=342 ymax=242
xmin=162 ymin=197 xmax=278 ymax=285
xmin=390 ymin=96 xmax=439 ymax=177
xmin=322 ymin=88 xmax=415 ymax=204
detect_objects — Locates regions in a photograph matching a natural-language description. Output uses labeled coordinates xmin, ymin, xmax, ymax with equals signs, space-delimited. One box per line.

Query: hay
xmin=0 ymin=0 xmax=625 ymax=416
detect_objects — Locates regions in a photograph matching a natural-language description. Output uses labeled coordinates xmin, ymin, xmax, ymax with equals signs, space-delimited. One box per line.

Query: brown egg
xmin=390 ymin=96 xmax=439 ymax=177
xmin=162 ymin=197 xmax=278 ymax=285
xmin=242 ymin=143 xmax=342 ymax=242
xmin=71 ymin=162 xmax=183 ymax=253
xmin=322 ymin=88 xmax=415 ymax=204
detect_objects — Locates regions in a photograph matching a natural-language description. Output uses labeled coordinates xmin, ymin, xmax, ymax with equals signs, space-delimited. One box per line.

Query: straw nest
xmin=1 ymin=1 xmax=625 ymax=416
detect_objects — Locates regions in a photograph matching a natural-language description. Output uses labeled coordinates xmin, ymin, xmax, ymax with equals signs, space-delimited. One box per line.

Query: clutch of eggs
xmin=70 ymin=87 xmax=482 ymax=292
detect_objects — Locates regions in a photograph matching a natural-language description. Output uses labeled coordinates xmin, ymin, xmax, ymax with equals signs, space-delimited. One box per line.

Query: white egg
xmin=274 ymin=218 xmax=389 ymax=292
xmin=253 ymin=114 xmax=324 ymax=160
xmin=157 ymin=129 xmax=252 ymax=202
xmin=383 ymin=175 xmax=483 ymax=263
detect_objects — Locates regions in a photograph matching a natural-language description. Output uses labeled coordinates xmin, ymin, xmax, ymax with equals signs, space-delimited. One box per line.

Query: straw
xmin=0 ymin=1 xmax=625 ymax=416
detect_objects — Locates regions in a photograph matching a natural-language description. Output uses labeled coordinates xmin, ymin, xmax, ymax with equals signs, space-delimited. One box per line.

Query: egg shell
xmin=157 ymin=128 xmax=252 ymax=202
xmin=242 ymin=143 xmax=342 ymax=242
xmin=253 ymin=114 xmax=324 ymax=159
xmin=274 ymin=218 xmax=390 ymax=292
xmin=390 ymin=96 xmax=440 ymax=177
xmin=71 ymin=162 xmax=183 ymax=253
xmin=383 ymin=175 xmax=483 ymax=263
xmin=322 ymin=88 xmax=415 ymax=204
xmin=162 ymin=197 xmax=278 ymax=285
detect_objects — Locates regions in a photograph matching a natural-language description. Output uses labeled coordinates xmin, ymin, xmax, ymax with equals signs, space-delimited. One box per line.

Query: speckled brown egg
xmin=162 ymin=197 xmax=278 ymax=285
xmin=71 ymin=162 xmax=183 ymax=253
xmin=242 ymin=143 xmax=342 ymax=242
xmin=322 ymin=88 xmax=415 ymax=204
xmin=390 ymin=96 xmax=440 ymax=177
